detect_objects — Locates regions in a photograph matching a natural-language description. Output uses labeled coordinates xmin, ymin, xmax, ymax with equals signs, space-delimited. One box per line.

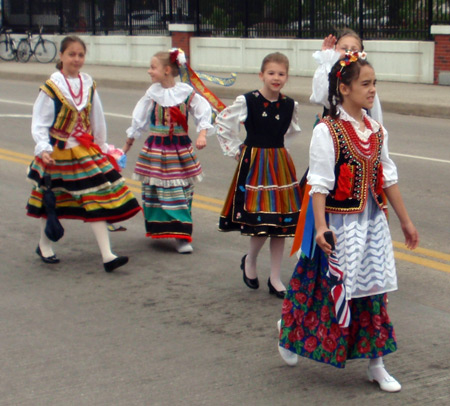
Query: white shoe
xmin=367 ymin=366 xmax=402 ymax=392
xmin=278 ymin=343 xmax=298 ymax=366
xmin=277 ymin=319 xmax=298 ymax=366
xmin=175 ymin=239 xmax=193 ymax=254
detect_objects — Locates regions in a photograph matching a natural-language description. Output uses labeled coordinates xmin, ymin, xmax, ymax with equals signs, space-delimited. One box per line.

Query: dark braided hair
xmin=328 ymin=55 xmax=372 ymax=118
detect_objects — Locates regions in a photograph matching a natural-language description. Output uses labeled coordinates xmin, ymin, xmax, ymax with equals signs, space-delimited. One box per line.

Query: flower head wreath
xmin=336 ymin=50 xmax=367 ymax=80
xmin=169 ymin=48 xmax=187 ymax=67
xmin=332 ymin=50 xmax=367 ymax=107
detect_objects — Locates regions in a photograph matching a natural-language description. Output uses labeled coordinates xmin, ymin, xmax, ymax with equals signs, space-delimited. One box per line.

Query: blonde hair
xmin=260 ymin=52 xmax=290 ymax=73
xmin=153 ymin=51 xmax=180 ymax=77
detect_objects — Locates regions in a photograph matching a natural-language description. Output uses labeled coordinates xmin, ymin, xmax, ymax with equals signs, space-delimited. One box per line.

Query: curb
xmin=2 ymin=71 xmax=449 ymax=119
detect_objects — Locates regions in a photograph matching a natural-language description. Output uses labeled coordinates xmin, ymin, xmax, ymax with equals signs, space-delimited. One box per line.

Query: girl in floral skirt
xmin=277 ymin=51 xmax=418 ymax=392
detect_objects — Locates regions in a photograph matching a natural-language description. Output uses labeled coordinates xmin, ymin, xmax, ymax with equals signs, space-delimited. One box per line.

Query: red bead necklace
xmin=63 ymin=73 xmax=83 ymax=106
xmin=341 ymin=117 xmax=377 ymax=157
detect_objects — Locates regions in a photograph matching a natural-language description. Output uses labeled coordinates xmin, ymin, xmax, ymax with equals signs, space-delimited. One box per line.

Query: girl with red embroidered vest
xmin=277 ymin=52 xmax=418 ymax=392
xmin=216 ymin=52 xmax=302 ymax=299
xmin=123 ymin=49 xmax=213 ymax=254
xmin=27 ymin=36 xmax=141 ymax=272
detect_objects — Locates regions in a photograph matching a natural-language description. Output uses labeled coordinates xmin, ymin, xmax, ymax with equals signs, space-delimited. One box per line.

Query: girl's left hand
xmin=401 ymin=221 xmax=419 ymax=250
xmin=196 ymin=133 xmax=207 ymax=150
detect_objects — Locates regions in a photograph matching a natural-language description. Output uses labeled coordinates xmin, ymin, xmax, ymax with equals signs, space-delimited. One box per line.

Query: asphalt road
xmin=0 ymin=78 xmax=449 ymax=406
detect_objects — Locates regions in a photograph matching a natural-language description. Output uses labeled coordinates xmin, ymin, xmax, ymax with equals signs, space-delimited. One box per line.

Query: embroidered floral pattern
xmin=279 ymin=251 xmax=397 ymax=368
xmin=335 ymin=163 xmax=354 ymax=201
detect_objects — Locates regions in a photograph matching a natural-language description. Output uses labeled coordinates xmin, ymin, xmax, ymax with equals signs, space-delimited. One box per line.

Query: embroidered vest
xmin=322 ymin=117 xmax=385 ymax=213
xmin=149 ymin=92 xmax=195 ymax=138
xmin=40 ymin=79 xmax=95 ymax=149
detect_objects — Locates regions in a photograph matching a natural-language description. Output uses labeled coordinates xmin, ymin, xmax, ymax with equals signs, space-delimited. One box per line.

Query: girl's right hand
xmin=316 ymin=227 xmax=335 ymax=256
xmin=41 ymin=151 xmax=55 ymax=166
xmin=322 ymin=34 xmax=337 ymax=50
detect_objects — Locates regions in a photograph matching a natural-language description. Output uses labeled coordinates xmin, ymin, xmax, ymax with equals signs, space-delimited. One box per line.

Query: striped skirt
xmin=133 ymin=135 xmax=203 ymax=186
xmin=219 ymin=146 xmax=301 ymax=237
xmin=26 ymin=144 xmax=141 ymax=223
xmin=133 ymin=135 xmax=202 ymax=241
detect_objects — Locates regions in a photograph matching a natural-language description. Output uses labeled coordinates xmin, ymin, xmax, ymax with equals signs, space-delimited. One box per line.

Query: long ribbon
xmin=290 ymin=183 xmax=312 ymax=256
xmin=76 ymin=132 xmax=120 ymax=172
xmin=327 ymin=252 xmax=350 ymax=328
xmin=195 ymin=71 xmax=237 ymax=87
xmin=179 ymin=64 xmax=227 ymax=113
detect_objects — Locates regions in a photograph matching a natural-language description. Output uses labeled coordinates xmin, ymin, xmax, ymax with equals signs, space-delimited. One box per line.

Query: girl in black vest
xmin=277 ymin=52 xmax=418 ymax=392
xmin=216 ymin=52 xmax=302 ymax=298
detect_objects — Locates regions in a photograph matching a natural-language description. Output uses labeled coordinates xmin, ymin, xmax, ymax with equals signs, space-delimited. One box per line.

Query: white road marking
xmin=0 ymin=98 xmax=447 ymax=164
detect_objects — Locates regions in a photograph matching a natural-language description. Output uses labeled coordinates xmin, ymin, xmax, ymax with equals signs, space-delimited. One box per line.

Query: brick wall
xmin=431 ymin=26 xmax=450 ymax=85
xmin=169 ymin=24 xmax=195 ymax=63
xmin=434 ymin=34 xmax=450 ymax=84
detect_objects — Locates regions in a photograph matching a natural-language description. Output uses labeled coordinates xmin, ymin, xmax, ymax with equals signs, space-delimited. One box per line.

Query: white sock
xmin=39 ymin=218 xmax=55 ymax=257
xmin=246 ymin=236 xmax=267 ymax=279
xmin=90 ymin=221 xmax=117 ymax=263
xmin=369 ymin=357 xmax=391 ymax=381
xmin=269 ymin=237 xmax=286 ymax=291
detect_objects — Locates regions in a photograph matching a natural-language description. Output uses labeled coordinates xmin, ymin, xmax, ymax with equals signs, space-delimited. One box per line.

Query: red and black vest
xmin=321 ymin=116 xmax=385 ymax=214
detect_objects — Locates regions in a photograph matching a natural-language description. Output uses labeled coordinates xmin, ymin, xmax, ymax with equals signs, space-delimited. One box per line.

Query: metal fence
xmin=2 ymin=0 xmax=450 ymax=40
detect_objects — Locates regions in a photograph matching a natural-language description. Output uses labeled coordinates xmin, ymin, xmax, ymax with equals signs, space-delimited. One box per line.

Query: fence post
xmin=244 ymin=0 xmax=249 ymax=38
xmin=29 ymin=0 xmax=33 ymax=30
xmin=59 ymin=0 xmax=64 ymax=34
xmin=169 ymin=23 xmax=195 ymax=63
xmin=431 ymin=25 xmax=450 ymax=85
xmin=358 ymin=0 xmax=363 ymax=39
xmin=91 ymin=0 xmax=96 ymax=35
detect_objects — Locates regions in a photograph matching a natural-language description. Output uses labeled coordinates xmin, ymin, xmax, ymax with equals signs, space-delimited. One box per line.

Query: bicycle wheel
xmin=0 ymin=40 xmax=16 ymax=61
xmin=17 ymin=39 xmax=31 ymax=62
xmin=34 ymin=39 xmax=57 ymax=63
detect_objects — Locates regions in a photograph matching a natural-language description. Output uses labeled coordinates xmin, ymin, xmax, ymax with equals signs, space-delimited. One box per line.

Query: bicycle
xmin=0 ymin=28 xmax=19 ymax=61
xmin=17 ymin=26 xmax=57 ymax=63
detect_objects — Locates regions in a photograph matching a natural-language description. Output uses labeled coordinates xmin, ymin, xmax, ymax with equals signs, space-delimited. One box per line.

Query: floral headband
xmin=169 ymin=48 xmax=187 ymax=67
xmin=336 ymin=50 xmax=367 ymax=79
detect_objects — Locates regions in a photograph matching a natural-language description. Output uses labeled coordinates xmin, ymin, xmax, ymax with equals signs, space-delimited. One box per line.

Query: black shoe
xmin=240 ymin=255 xmax=259 ymax=289
xmin=104 ymin=256 xmax=128 ymax=272
xmin=268 ymin=278 xmax=286 ymax=299
xmin=36 ymin=245 xmax=60 ymax=264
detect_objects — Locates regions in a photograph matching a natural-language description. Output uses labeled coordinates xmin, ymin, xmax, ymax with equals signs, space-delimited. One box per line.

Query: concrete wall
xmin=190 ymin=37 xmax=435 ymax=84
xmin=19 ymin=34 xmax=434 ymax=84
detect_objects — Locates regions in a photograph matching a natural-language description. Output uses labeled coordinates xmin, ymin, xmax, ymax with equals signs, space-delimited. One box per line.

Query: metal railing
xmin=1 ymin=0 xmax=449 ymax=40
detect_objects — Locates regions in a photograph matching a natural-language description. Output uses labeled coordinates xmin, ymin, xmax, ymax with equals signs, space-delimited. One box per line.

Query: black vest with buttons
xmin=243 ymin=90 xmax=294 ymax=148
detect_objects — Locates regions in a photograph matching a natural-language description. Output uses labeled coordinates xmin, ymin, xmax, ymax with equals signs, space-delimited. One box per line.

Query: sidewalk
xmin=1 ymin=61 xmax=449 ymax=119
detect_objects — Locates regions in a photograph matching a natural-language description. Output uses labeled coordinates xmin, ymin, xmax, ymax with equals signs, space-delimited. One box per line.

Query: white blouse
xmin=309 ymin=49 xmax=383 ymax=125
xmin=307 ymin=106 xmax=397 ymax=195
xmin=215 ymin=95 xmax=301 ymax=158
xmin=126 ymin=82 xmax=214 ymax=140
xmin=32 ymin=71 xmax=108 ymax=157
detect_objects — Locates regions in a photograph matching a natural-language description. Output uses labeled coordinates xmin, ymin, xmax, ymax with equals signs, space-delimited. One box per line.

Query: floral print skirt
xmin=279 ymin=249 xmax=397 ymax=368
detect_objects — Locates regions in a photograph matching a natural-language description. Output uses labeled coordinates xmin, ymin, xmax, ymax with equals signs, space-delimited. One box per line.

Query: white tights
xmin=246 ymin=236 xmax=286 ymax=291
xmin=39 ymin=219 xmax=117 ymax=263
